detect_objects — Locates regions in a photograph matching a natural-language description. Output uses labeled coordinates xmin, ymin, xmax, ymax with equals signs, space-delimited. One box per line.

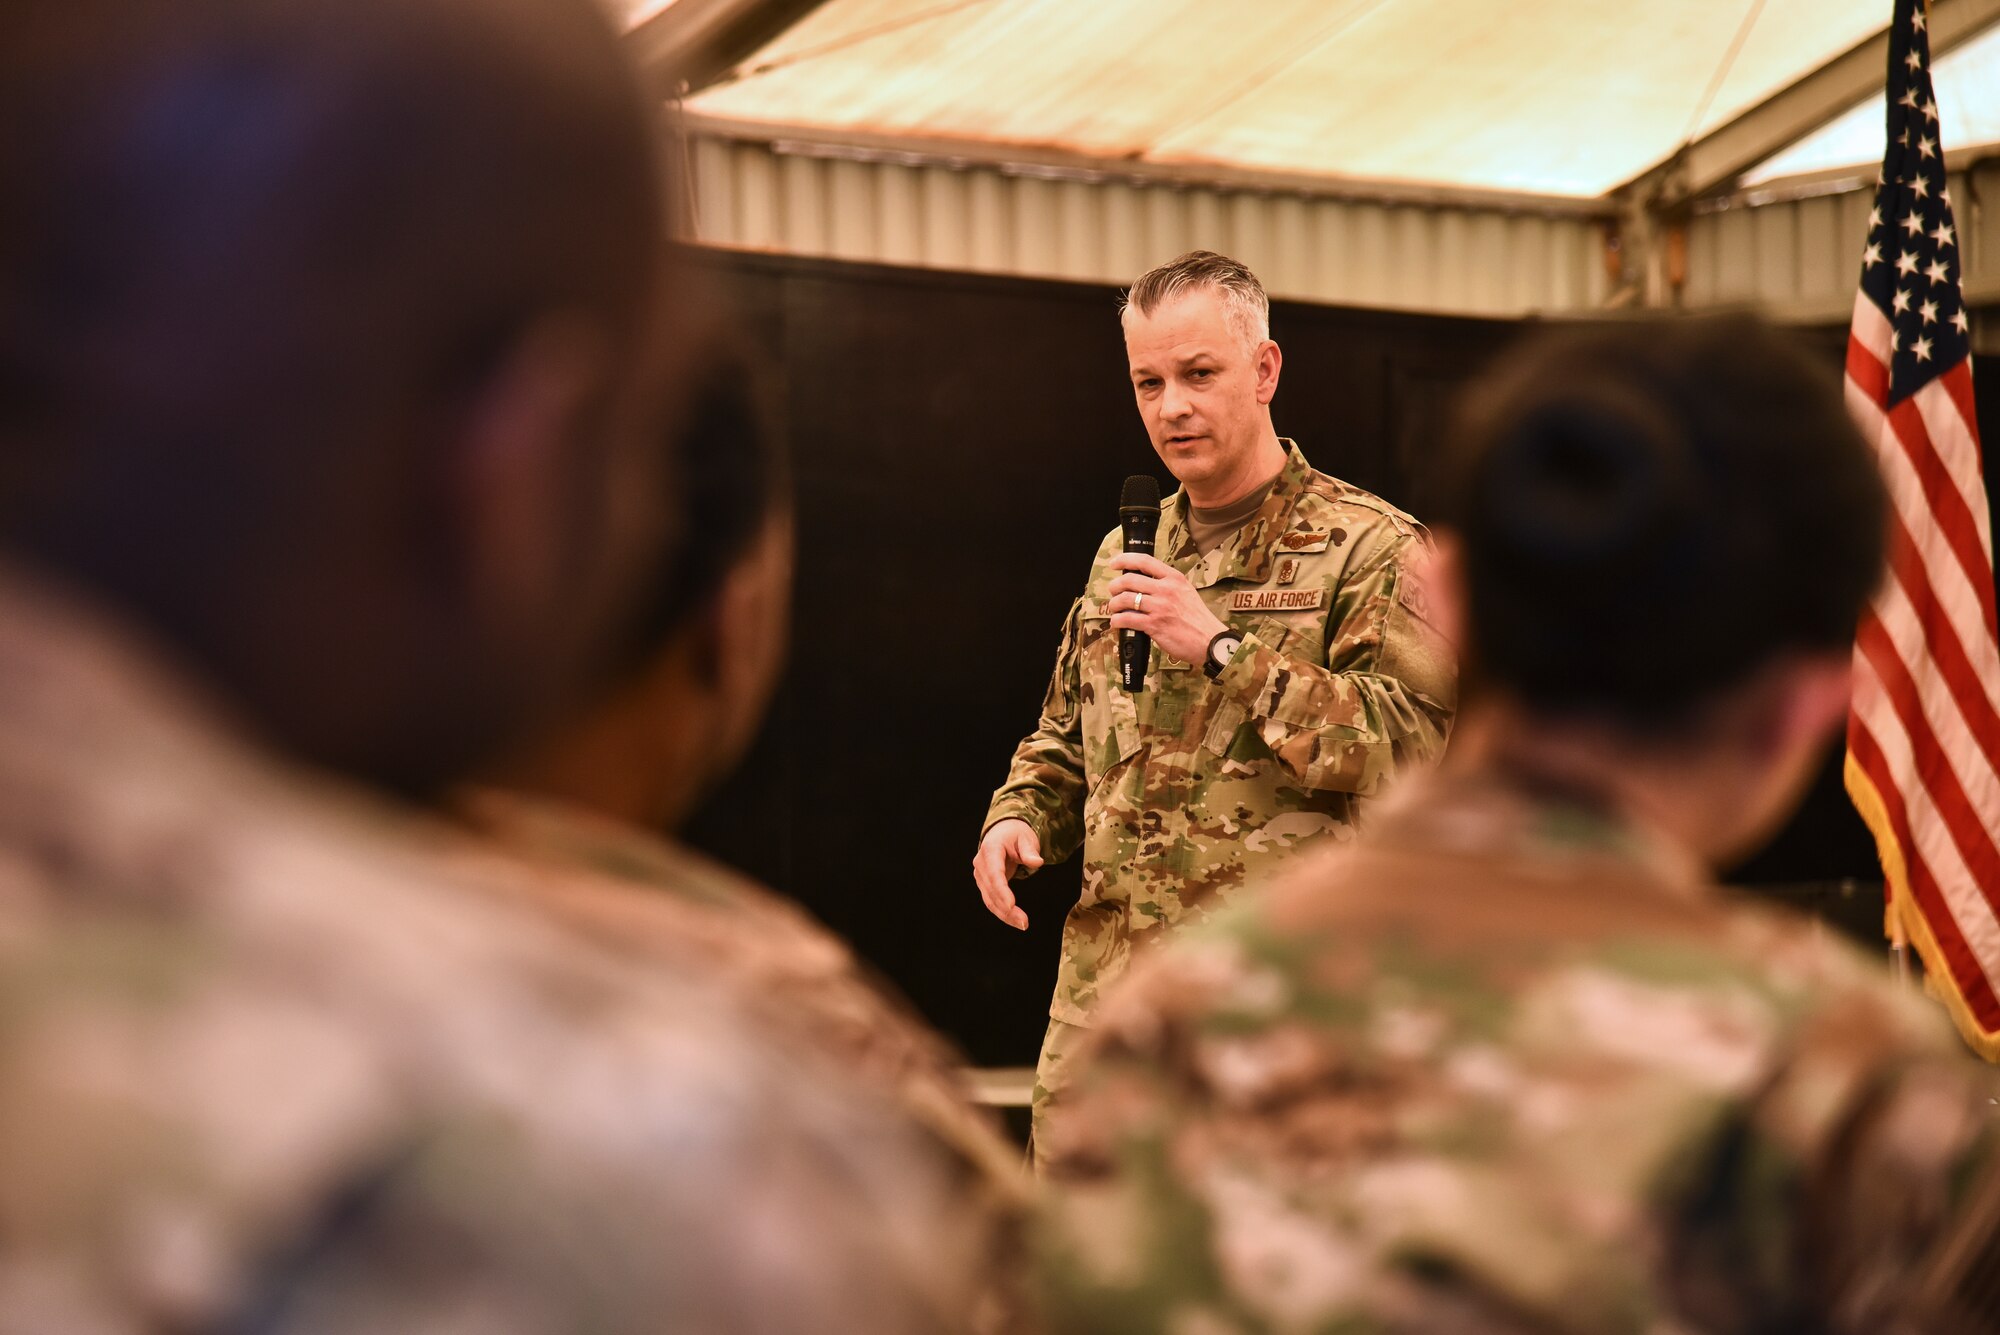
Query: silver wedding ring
xmin=1134 ymin=593 xmax=1145 ymax=612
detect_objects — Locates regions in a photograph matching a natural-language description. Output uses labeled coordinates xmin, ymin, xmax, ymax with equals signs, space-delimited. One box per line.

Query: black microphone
xmin=1119 ymin=474 xmax=1161 ymax=692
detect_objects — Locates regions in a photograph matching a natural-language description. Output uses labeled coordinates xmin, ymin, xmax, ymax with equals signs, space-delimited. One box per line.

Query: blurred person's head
xmin=1428 ymin=315 xmax=1887 ymax=866
xmin=0 ymin=0 xmax=687 ymax=796
xmin=1122 ymin=250 xmax=1286 ymax=507
xmin=484 ymin=336 xmax=794 ymax=830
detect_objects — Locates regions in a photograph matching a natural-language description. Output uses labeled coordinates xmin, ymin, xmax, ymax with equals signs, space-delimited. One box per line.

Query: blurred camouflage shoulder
xmin=0 ymin=570 xmax=1009 ymax=1335
xmin=454 ymin=787 xmax=1030 ymax=1198
xmin=1034 ymin=776 xmax=2000 ymax=1335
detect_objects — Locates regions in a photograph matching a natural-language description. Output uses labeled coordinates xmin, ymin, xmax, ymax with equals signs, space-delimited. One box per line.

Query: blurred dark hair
xmin=0 ymin=0 xmax=663 ymax=512
xmin=609 ymin=337 xmax=791 ymax=677
xmin=0 ymin=0 xmax=671 ymax=790
xmin=1435 ymin=314 xmax=1887 ymax=730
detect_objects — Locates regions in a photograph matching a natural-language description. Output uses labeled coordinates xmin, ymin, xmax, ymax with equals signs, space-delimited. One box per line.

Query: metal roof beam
xmin=1624 ymin=0 xmax=2000 ymax=206
xmin=627 ymin=0 xmax=827 ymax=97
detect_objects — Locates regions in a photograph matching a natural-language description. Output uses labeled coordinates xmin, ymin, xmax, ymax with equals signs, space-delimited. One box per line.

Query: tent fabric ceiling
xmin=1744 ymin=16 xmax=2000 ymax=183
xmin=680 ymin=0 xmax=1913 ymax=199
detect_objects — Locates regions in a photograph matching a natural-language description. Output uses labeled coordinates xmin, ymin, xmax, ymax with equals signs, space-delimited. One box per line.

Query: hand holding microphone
xmin=1117 ymin=476 xmax=1161 ymax=692
xmin=1110 ymin=476 xmax=1227 ymax=676
xmin=1108 ymin=555 xmax=1228 ymax=667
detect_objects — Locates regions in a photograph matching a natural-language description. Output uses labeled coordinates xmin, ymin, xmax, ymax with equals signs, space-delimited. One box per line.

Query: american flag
xmin=1844 ymin=0 xmax=1997 ymax=1056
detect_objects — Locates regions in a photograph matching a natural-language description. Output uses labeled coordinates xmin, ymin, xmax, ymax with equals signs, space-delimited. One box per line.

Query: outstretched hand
xmin=973 ymin=818 xmax=1040 ymax=930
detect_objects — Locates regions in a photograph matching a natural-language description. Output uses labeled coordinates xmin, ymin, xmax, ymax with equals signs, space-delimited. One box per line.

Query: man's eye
xmin=1138 ymin=379 xmax=1161 ymax=391
xmin=1189 ymin=369 xmax=1212 ymax=380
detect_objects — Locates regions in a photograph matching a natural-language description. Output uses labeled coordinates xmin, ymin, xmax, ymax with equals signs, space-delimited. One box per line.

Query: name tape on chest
xmin=1227 ymin=587 xmax=1325 ymax=613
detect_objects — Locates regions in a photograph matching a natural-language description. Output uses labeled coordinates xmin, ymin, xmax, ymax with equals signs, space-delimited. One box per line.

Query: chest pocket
xmin=1076 ymin=607 xmax=1143 ymax=778
xmin=1198 ymin=604 xmax=1330 ymax=756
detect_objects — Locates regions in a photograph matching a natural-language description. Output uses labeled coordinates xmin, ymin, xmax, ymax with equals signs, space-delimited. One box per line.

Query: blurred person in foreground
xmin=0 ymin=2 xmax=997 ymax=1331
xmin=1034 ymin=316 xmax=2000 ymax=1335
xmin=974 ymin=251 xmax=1456 ymax=1157
xmin=463 ymin=340 xmax=1026 ymax=1195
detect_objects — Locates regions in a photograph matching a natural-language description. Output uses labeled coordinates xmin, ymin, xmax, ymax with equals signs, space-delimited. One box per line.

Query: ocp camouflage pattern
xmin=984 ymin=440 xmax=1456 ymax=1028
xmin=0 ymin=569 xmax=1003 ymax=1335
xmin=1034 ymin=773 xmax=2000 ymax=1335
xmin=457 ymin=787 xmax=1030 ymax=1199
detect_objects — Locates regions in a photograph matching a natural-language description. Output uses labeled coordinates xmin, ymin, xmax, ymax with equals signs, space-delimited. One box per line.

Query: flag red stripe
xmin=1856 ymin=612 xmax=2000 ymax=918
xmin=1882 ymin=513 xmax=2000 ymax=788
xmin=1882 ymin=395 xmax=2000 ymax=643
xmin=1854 ymin=381 xmax=2000 ymax=701
xmin=1848 ymin=332 xmax=1890 ymax=406
xmin=1848 ymin=718 xmax=2000 ymax=1028
xmin=1940 ymin=360 xmax=1987 ymax=469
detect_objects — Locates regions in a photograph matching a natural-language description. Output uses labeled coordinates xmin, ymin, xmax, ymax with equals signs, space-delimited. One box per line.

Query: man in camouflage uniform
xmin=973 ymin=252 xmax=1456 ymax=1155
xmin=1033 ymin=318 xmax=2000 ymax=1334
xmin=0 ymin=1 xmax=1003 ymax=1329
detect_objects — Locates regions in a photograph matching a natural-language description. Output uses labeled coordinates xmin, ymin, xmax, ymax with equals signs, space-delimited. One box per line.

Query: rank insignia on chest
xmin=1228 ymin=587 xmax=1325 ymax=613
xmin=1276 ymin=557 xmax=1300 ymax=586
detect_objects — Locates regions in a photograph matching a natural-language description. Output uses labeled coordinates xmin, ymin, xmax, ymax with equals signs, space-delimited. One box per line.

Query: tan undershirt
xmin=1186 ymin=477 xmax=1277 ymax=556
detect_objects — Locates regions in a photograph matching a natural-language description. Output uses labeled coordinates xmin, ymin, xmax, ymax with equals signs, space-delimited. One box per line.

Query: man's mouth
xmin=1165 ymin=433 xmax=1204 ymax=445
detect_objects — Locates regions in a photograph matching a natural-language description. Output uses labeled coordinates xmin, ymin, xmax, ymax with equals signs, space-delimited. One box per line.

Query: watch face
xmin=1207 ymin=633 xmax=1243 ymax=676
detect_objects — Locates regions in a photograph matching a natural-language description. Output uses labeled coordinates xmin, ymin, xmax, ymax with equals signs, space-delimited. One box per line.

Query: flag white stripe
xmin=1847 ymin=382 xmax=2000 ymax=722
xmin=1914 ymin=377 xmax=1994 ymax=563
xmin=1850 ymin=290 xmax=1989 ymax=569
xmin=1870 ymin=576 xmax=2000 ymax=842
xmin=1853 ymin=290 xmax=1892 ymax=360
xmin=1853 ymin=663 xmax=2000 ymax=994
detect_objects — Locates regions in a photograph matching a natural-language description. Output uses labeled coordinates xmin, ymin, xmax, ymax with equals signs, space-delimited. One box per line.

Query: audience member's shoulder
xmin=1712 ymin=891 xmax=1970 ymax=1055
xmin=456 ymin=788 xmax=836 ymax=946
xmin=454 ymin=788 xmax=1031 ymax=1200
xmin=0 ymin=578 xmax=1006 ymax=1331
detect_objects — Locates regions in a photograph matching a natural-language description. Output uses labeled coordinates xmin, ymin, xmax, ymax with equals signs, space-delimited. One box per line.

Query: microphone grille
xmin=1120 ymin=474 xmax=1161 ymax=512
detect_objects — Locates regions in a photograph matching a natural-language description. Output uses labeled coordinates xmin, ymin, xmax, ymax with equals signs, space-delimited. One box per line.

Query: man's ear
xmin=1768 ymin=653 xmax=1854 ymax=757
xmin=1416 ymin=532 xmax=1467 ymax=652
xmin=703 ymin=511 xmax=796 ymax=776
xmin=1255 ymin=339 xmax=1282 ymax=406
xmin=444 ymin=316 xmax=608 ymax=633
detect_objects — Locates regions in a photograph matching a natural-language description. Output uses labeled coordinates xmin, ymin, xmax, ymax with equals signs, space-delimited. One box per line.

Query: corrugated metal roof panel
xmin=1686 ymin=160 xmax=1998 ymax=317
xmin=687 ymin=132 xmax=1609 ymax=314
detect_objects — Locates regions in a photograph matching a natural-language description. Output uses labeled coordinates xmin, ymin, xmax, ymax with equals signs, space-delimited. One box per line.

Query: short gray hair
xmin=1120 ymin=250 xmax=1271 ymax=346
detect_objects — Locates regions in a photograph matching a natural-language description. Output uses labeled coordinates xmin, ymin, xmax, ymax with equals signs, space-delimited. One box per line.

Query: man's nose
xmin=1159 ymin=379 xmax=1191 ymax=420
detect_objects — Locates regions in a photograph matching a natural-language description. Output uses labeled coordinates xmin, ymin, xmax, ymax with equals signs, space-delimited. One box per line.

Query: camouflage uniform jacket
xmin=456 ymin=788 xmax=1028 ymax=1197
xmin=1035 ymin=771 xmax=2000 ymax=1335
xmin=984 ymin=441 xmax=1455 ymax=1026
xmin=0 ymin=569 xmax=1002 ymax=1335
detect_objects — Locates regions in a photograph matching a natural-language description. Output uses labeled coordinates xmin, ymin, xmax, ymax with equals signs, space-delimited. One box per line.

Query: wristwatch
xmin=1203 ymin=628 xmax=1244 ymax=679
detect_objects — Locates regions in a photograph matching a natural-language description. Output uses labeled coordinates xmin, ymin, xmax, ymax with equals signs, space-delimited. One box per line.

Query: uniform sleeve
xmin=1031 ymin=944 xmax=1248 ymax=1331
xmin=1670 ymin=994 xmax=2000 ymax=1335
xmin=982 ymin=598 xmax=1089 ymax=865
xmin=1210 ymin=522 xmax=1456 ymax=796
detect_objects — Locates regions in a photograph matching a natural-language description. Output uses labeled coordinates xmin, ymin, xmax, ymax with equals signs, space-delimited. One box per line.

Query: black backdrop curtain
xmin=679 ymin=245 xmax=1991 ymax=1065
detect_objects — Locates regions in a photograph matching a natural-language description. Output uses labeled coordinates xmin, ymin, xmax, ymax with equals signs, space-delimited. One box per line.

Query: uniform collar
xmin=1159 ymin=439 xmax=1327 ymax=589
xmin=1370 ymin=765 xmax=1711 ymax=905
